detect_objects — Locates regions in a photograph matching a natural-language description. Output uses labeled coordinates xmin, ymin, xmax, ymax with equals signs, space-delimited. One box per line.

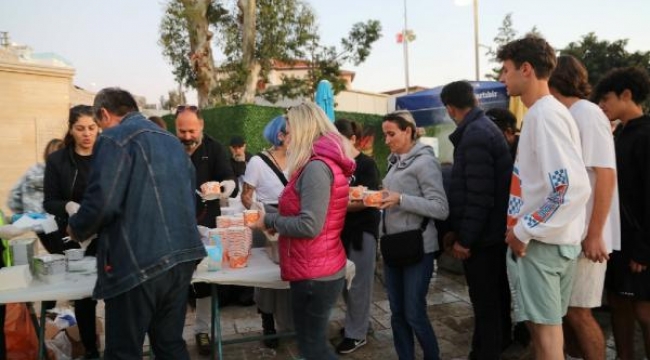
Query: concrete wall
xmin=335 ymin=90 xmax=389 ymax=115
xmin=0 ymin=60 xmax=74 ymax=215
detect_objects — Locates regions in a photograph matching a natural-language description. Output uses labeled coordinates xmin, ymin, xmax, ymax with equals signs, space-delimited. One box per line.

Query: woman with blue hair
xmin=241 ymin=115 xmax=293 ymax=347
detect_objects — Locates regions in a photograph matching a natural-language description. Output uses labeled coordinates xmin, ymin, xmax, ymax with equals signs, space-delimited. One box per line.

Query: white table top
xmin=193 ymin=248 xmax=356 ymax=289
xmin=0 ymin=248 xmax=355 ymax=303
xmin=0 ymin=272 xmax=96 ymax=304
xmin=193 ymin=248 xmax=289 ymax=289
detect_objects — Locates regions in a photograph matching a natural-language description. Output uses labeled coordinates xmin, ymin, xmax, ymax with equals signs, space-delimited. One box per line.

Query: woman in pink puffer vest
xmin=250 ymin=102 xmax=355 ymax=360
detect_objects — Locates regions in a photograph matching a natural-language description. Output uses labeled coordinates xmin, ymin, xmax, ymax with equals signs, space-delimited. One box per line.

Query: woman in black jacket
xmin=43 ymin=105 xmax=100 ymax=359
xmin=334 ymin=119 xmax=381 ymax=354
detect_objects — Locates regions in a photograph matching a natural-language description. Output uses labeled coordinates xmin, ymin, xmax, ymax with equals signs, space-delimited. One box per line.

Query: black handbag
xmin=380 ymin=212 xmax=429 ymax=267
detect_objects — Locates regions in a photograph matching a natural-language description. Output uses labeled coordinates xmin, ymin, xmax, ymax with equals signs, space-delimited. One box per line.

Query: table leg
xmin=210 ymin=284 xmax=222 ymax=360
xmin=30 ymin=302 xmax=48 ymax=360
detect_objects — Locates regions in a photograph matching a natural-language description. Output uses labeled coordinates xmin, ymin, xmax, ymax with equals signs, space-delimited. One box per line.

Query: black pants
xmin=104 ymin=261 xmax=195 ymax=360
xmin=463 ymin=243 xmax=512 ymax=360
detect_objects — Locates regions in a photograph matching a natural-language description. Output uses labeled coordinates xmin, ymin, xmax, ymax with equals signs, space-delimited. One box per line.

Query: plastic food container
xmin=64 ymin=248 xmax=85 ymax=261
xmin=362 ymin=190 xmax=385 ymax=207
xmin=349 ymin=186 xmax=366 ymax=201
xmin=243 ymin=210 xmax=260 ymax=226
xmin=200 ymin=182 xmax=221 ymax=200
xmin=33 ymin=254 xmax=66 ymax=283
xmin=225 ymin=227 xmax=252 ymax=268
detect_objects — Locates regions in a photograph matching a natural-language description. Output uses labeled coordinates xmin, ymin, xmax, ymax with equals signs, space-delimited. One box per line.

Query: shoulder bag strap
xmin=256 ymin=152 xmax=288 ymax=186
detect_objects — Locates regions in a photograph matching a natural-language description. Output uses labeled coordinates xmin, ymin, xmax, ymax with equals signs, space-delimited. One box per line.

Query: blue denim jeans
xmin=290 ymin=277 xmax=345 ymax=360
xmin=384 ymin=252 xmax=440 ymax=360
xmin=103 ymin=261 xmax=195 ymax=360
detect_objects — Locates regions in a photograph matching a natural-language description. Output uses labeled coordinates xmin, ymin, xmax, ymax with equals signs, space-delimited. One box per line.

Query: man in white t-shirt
xmin=497 ymin=36 xmax=591 ymax=359
xmin=550 ymin=55 xmax=620 ymax=360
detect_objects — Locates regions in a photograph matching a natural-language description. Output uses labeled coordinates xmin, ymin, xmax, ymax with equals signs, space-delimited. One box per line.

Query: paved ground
xmin=177 ymin=255 xmax=645 ymax=360
xmin=79 ymin=255 xmax=646 ymax=359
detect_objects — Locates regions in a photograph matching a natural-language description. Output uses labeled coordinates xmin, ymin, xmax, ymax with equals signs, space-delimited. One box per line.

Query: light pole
xmin=403 ymin=0 xmax=410 ymax=93
xmin=455 ymin=0 xmax=480 ymax=81
xmin=472 ymin=0 xmax=479 ymax=81
xmin=473 ymin=0 xmax=481 ymax=81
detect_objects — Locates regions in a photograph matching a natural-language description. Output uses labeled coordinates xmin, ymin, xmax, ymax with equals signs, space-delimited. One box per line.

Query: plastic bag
xmin=4 ymin=303 xmax=38 ymax=360
xmin=45 ymin=331 xmax=72 ymax=360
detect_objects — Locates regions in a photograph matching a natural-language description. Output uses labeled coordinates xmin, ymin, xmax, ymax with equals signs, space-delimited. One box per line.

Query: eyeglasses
xmin=175 ymin=105 xmax=199 ymax=116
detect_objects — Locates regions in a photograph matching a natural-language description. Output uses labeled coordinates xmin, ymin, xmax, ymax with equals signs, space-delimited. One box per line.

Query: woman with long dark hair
xmin=333 ymin=119 xmax=380 ymax=354
xmin=43 ymin=105 xmax=100 ymax=359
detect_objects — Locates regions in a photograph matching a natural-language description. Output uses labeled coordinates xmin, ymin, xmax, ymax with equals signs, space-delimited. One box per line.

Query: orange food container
xmin=362 ymin=190 xmax=384 ymax=207
xmin=243 ymin=210 xmax=260 ymax=226
xmin=349 ymin=186 xmax=366 ymax=200
xmin=225 ymin=227 xmax=252 ymax=268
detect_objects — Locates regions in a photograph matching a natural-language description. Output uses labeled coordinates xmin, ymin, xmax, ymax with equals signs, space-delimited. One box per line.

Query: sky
xmin=1 ymin=0 xmax=649 ymax=107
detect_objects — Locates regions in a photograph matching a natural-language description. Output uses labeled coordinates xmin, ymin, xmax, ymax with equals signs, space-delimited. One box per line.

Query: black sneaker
xmin=336 ymin=337 xmax=367 ymax=354
xmin=195 ymin=332 xmax=211 ymax=356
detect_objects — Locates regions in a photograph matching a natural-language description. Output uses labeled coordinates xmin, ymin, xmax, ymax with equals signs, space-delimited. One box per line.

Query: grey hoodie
xmin=382 ymin=142 xmax=449 ymax=253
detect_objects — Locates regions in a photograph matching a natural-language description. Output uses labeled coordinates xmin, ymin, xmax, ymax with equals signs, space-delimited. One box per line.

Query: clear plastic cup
xmin=205 ymin=245 xmax=222 ymax=272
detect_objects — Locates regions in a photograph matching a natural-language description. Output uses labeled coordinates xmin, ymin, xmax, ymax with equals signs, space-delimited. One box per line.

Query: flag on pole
xmin=396 ymin=30 xmax=416 ymax=44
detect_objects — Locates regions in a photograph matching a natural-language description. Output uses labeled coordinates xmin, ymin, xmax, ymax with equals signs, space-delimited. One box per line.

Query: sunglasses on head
xmin=175 ymin=105 xmax=199 ymax=116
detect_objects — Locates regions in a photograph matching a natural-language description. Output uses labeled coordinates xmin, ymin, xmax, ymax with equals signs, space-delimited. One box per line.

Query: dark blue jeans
xmin=103 ymin=261 xmax=195 ymax=360
xmin=290 ymin=277 xmax=345 ymax=360
xmin=384 ymin=252 xmax=440 ymax=360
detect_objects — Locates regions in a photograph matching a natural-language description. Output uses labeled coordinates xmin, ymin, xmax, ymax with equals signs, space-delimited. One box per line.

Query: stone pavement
xmin=173 ymin=257 xmax=644 ymax=360
xmin=81 ymin=256 xmax=644 ymax=359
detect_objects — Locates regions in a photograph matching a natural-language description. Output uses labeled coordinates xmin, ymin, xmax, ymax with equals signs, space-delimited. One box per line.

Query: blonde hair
xmin=285 ymin=102 xmax=352 ymax=176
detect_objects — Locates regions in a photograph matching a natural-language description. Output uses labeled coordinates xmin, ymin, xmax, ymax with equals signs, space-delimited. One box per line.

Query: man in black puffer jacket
xmin=441 ymin=81 xmax=514 ymax=359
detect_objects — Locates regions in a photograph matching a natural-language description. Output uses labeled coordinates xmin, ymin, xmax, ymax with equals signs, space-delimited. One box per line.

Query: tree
xmin=484 ymin=13 xmax=517 ymax=80
xmin=159 ymin=0 xmax=382 ymax=105
xmin=562 ymin=32 xmax=650 ymax=89
xmin=238 ymin=0 xmax=258 ymax=104
xmin=484 ymin=14 xmax=542 ymax=80
xmin=216 ymin=0 xmax=319 ymax=104
xmin=159 ymin=0 xmax=228 ymax=107
xmin=260 ymin=18 xmax=381 ymax=103
xmin=160 ymin=89 xmax=188 ymax=110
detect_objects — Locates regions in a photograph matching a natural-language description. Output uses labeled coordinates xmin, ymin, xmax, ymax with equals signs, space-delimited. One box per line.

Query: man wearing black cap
xmin=229 ymin=135 xmax=252 ymax=180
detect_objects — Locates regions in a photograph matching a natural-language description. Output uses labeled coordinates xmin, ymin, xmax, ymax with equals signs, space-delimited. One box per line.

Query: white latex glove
xmin=78 ymin=234 xmax=98 ymax=250
xmin=65 ymin=201 xmax=80 ymax=216
xmin=220 ymin=180 xmax=236 ymax=198
xmin=0 ymin=224 xmax=29 ymax=239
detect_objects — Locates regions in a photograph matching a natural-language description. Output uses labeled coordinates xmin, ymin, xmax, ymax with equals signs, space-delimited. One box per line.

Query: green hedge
xmin=163 ymin=105 xmax=453 ymax=176
xmin=163 ymin=105 xmax=285 ymax=154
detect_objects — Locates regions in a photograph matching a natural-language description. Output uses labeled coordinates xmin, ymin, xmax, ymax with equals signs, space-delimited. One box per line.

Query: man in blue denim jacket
xmin=68 ymin=88 xmax=206 ymax=359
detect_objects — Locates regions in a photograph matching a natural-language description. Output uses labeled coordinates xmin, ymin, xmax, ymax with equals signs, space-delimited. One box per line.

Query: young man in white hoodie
xmin=549 ymin=55 xmax=620 ymax=360
xmin=497 ymin=36 xmax=591 ymax=360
